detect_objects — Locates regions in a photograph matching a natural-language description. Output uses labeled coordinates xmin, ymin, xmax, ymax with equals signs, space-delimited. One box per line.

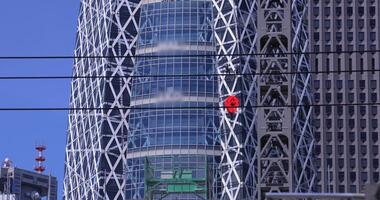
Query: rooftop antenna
xmin=2 ymin=157 xmax=13 ymax=168
xmin=34 ymin=144 xmax=46 ymax=174
xmin=2 ymin=158 xmax=12 ymax=196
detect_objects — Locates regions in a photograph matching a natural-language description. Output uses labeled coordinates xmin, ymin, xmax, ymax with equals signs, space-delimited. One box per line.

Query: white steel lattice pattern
xmin=63 ymin=0 xmax=141 ymax=199
xmin=291 ymin=0 xmax=316 ymax=193
xmin=215 ymin=0 xmax=315 ymax=199
xmin=213 ymin=0 xmax=258 ymax=199
xmin=64 ymin=0 xmax=314 ymax=199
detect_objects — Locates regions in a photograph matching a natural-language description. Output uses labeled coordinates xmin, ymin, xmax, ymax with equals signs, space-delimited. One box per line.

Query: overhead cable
xmin=0 ymin=49 xmax=379 ymax=60
xmin=0 ymin=68 xmax=378 ymax=80
xmin=0 ymin=102 xmax=379 ymax=111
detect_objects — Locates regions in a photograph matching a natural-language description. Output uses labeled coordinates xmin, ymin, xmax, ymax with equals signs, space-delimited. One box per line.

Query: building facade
xmin=0 ymin=159 xmax=57 ymax=200
xmin=125 ymin=1 xmax=220 ymax=199
xmin=256 ymin=0 xmax=314 ymax=198
xmin=214 ymin=0 xmax=315 ymax=199
xmin=64 ymin=0 xmax=314 ymax=199
xmin=310 ymin=0 xmax=380 ymax=193
xmin=63 ymin=0 xmax=141 ymax=199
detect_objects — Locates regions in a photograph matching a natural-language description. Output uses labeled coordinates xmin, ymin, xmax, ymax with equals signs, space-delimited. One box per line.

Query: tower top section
xmin=2 ymin=157 xmax=13 ymax=168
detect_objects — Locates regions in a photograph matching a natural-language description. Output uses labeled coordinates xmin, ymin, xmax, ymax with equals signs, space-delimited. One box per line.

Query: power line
xmin=0 ymin=49 xmax=379 ymax=60
xmin=0 ymin=68 xmax=378 ymax=80
xmin=0 ymin=102 xmax=379 ymax=111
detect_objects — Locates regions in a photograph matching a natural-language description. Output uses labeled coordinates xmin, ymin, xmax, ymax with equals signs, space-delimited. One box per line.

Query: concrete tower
xmin=310 ymin=0 xmax=380 ymax=193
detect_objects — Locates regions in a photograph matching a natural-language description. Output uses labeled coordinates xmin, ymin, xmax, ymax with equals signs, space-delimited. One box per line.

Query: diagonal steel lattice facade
xmin=290 ymin=0 xmax=316 ymax=194
xmin=215 ymin=0 xmax=315 ymax=199
xmin=63 ymin=0 xmax=141 ymax=199
xmin=213 ymin=0 xmax=258 ymax=199
xmin=64 ymin=0 xmax=314 ymax=199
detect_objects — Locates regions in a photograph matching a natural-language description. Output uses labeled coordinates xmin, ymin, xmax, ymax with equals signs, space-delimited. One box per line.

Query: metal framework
xmin=290 ymin=0 xmax=315 ymax=194
xmin=256 ymin=0 xmax=315 ymax=199
xmin=215 ymin=0 xmax=315 ymax=199
xmin=64 ymin=0 xmax=314 ymax=199
xmin=257 ymin=0 xmax=293 ymax=198
xmin=63 ymin=0 xmax=141 ymax=199
xmin=213 ymin=0 xmax=258 ymax=199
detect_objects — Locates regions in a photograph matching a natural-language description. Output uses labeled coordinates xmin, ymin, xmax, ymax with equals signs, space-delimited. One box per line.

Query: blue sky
xmin=0 ymin=1 xmax=79 ymax=198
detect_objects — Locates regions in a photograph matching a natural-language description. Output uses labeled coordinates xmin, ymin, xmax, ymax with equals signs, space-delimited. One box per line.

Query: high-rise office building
xmin=213 ymin=0 xmax=315 ymax=199
xmin=125 ymin=1 xmax=220 ymax=199
xmin=63 ymin=0 xmax=141 ymax=199
xmin=310 ymin=0 xmax=380 ymax=193
xmin=255 ymin=0 xmax=315 ymax=198
xmin=64 ymin=0 xmax=314 ymax=199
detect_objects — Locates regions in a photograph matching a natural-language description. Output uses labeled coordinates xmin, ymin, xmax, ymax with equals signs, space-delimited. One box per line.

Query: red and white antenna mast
xmin=34 ymin=144 xmax=46 ymax=173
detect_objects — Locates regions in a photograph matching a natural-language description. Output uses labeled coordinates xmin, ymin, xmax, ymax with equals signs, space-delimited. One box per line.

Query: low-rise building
xmin=0 ymin=158 xmax=57 ymax=200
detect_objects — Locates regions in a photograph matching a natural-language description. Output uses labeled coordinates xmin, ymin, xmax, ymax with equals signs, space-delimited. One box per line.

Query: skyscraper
xmin=64 ymin=0 xmax=314 ymax=199
xmin=63 ymin=0 xmax=141 ymax=199
xmin=125 ymin=1 xmax=220 ymax=199
xmin=215 ymin=0 xmax=314 ymax=199
xmin=310 ymin=0 xmax=380 ymax=193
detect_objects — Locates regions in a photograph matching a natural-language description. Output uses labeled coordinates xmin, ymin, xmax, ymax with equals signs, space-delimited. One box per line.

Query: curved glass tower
xmin=126 ymin=1 xmax=220 ymax=199
xmin=65 ymin=0 xmax=314 ymax=199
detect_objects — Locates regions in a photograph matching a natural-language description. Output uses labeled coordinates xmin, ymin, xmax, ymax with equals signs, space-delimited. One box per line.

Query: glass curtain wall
xmin=126 ymin=0 xmax=220 ymax=199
